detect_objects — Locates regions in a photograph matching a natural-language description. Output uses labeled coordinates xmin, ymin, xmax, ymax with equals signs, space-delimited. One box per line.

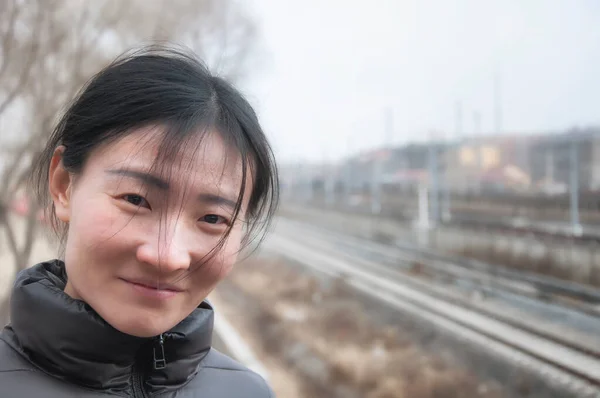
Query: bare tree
xmin=0 ymin=0 xmax=258 ymax=324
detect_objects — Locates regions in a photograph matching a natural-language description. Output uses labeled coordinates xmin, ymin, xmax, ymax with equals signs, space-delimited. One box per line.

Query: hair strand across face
xmin=30 ymin=44 xmax=279 ymax=261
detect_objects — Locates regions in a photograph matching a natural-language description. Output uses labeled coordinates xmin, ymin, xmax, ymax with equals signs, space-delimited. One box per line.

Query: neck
xmin=63 ymin=280 xmax=81 ymax=299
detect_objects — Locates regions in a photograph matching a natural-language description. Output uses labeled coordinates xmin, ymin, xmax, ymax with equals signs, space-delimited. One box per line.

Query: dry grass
xmin=227 ymin=256 xmax=506 ymax=398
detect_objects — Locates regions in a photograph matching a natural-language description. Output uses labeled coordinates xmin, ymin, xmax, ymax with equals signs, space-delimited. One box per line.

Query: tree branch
xmin=2 ymin=216 xmax=19 ymax=263
xmin=0 ymin=0 xmax=20 ymax=79
xmin=0 ymin=144 xmax=32 ymax=202
xmin=0 ymin=2 xmax=44 ymax=115
xmin=18 ymin=202 xmax=39 ymax=271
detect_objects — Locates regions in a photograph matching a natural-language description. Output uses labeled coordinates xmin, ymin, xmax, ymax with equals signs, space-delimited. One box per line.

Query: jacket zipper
xmin=153 ymin=333 xmax=167 ymax=370
xmin=132 ymin=363 xmax=147 ymax=398
xmin=132 ymin=334 xmax=166 ymax=398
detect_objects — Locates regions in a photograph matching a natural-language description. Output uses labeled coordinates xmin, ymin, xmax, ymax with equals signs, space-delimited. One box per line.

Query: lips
xmin=123 ymin=278 xmax=184 ymax=292
xmin=120 ymin=277 xmax=184 ymax=300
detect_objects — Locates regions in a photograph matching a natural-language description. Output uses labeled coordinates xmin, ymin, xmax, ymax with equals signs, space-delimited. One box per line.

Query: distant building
xmin=528 ymin=128 xmax=599 ymax=193
xmin=444 ymin=135 xmax=533 ymax=194
xmin=279 ymin=127 xmax=600 ymax=201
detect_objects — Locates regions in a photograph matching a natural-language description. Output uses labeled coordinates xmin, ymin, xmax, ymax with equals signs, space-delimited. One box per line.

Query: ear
xmin=48 ymin=146 xmax=73 ymax=223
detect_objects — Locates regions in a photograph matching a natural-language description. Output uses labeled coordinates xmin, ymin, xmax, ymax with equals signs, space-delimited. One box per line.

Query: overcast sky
xmin=240 ymin=0 xmax=600 ymax=163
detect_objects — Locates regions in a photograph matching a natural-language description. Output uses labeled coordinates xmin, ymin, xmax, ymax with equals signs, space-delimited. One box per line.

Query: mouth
xmin=121 ymin=278 xmax=183 ymax=299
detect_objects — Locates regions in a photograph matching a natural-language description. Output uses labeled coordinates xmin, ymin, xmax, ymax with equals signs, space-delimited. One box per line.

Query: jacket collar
xmin=7 ymin=260 xmax=213 ymax=394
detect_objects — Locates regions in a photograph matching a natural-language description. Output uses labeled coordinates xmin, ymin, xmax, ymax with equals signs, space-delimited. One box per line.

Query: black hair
xmin=30 ymin=44 xmax=279 ymax=270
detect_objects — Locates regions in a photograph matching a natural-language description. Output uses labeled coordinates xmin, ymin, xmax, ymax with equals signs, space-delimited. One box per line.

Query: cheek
xmin=190 ymin=233 xmax=242 ymax=288
xmin=218 ymin=228 xmax=244 ymax=271
xmin=204 ymin=246 xmax=238 ymax=281
xmin=67 ymin=197 xmax=132 ymax=256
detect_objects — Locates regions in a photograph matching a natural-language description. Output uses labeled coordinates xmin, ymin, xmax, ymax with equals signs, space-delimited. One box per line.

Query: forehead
xmin=87 ymin=126 xmax=247 ymax=191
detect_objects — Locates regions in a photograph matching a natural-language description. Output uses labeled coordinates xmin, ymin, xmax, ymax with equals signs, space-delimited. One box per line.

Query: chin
xmin=108 ymin=312 xmax=178 ymax=338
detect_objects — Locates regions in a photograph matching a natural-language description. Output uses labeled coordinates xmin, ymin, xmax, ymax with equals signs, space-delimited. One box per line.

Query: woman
xmin=0 ymin=46 xmax=278 ymax=397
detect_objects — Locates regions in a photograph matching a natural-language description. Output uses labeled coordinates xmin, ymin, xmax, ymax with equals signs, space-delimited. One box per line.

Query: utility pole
xmin=428 ymin=135 xmax=440 ymax=225
xmin=569 ymin=140 xmax=582 ymax=235
xmin=372 ymin=107 xmax=394 ymax=216
xmin=473 ymin=110 xmax=482 ymax=194
xmin=371 ymin=153 xmax=382 ymax=215
xmin=493 ymin=71 xmax=503 ymax=135
xmin=323 ymin=148 xmax=334 ymax=207
xmin=385 ymin=107 xmax=394 ymax=146
xmin=344 ymin=136 xmax=355 ymax=207
xmin=442 ymin=101 xmax=463 ymax=221
xmin=545 ymin=146 xmax=554 ymax=186
xmin=473 ymin=111 xmax=482 ymax=136
xmin=455 ymin=101 xmax=463 ymax=139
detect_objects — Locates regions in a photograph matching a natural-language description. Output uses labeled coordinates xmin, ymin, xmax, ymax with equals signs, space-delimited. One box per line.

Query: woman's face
xmin=49 ymin=127 xmax=250 ymax=337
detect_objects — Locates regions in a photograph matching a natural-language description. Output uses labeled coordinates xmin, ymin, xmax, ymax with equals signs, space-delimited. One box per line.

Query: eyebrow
xmin=197 ymin=193 xmax=238 ymax=211
xmin=106 ymin=168 xmax=239 ymax=210
xmin=107 ymin=168 xmax=169 ymax=190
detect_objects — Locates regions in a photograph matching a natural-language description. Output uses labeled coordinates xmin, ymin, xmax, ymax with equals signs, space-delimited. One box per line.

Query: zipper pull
xmin=153 ymin=333 xmax=167 ymax=370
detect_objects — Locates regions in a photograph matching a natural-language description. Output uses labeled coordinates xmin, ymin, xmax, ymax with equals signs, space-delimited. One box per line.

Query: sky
xmin=239 ymin=0 xmax=600 ymax=163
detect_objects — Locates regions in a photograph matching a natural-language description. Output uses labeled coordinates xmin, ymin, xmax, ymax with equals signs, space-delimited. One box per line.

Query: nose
xmin=136 ymin=220 xmax=192 ymax=273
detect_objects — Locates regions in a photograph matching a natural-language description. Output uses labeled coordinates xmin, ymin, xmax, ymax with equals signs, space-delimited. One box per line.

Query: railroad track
xmin=274 ymin=219 xmax=600 ymax=341
xmin=271 ymin=220 xmax=600 ymax=349
xmin=385 ymin=225 xmax=600 ymax=309
xmin=281 ymin=207 xmax=600 ymax=307
xmin=279 ymin=217 xmax=600 ymax=316
xmin=264 ymin=219 xmax=600 ymax=397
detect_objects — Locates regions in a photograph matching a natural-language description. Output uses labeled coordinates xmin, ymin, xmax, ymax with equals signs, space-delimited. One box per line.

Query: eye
xmin=201 ymin=214 xmax=228 ymax=225
xmin=122 ymin=194 xmax=151 ymax=209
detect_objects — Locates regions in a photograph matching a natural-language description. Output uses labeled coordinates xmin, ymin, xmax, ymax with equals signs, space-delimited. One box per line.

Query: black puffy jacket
xmin=0 ymin=260 xmax=273 ymax=397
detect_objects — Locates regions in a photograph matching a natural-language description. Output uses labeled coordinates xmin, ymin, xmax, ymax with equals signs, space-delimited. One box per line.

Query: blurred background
xmin=1 ymin=1 xmax=600 ymax=397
